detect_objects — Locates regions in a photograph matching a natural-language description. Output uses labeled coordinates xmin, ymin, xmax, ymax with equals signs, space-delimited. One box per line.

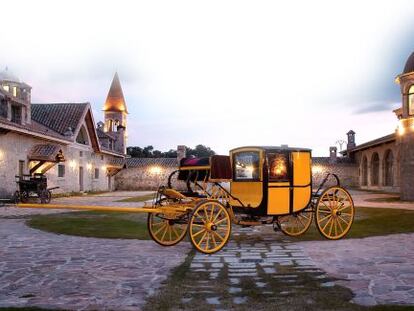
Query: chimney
xmin=177 ymin=145 xmax=186 ymax=162
xmin=347 ymin=130 xmax=356 ymax=150
xmin=329 ymin=146 xmax=337 ymax=163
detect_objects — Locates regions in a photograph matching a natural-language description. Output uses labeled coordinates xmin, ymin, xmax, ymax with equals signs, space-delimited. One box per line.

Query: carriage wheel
xmin=189 ymin=200 xmax=231 ymax=254
xmin=20 ymin=191 xmax=29 ymax=203
xmin=147 ymin=212 xmax=188 ymax=246
xmin=315 ymin=186 xmax=354 ymax=240
xmin=278 ymin=209 xmax=313 ymax=237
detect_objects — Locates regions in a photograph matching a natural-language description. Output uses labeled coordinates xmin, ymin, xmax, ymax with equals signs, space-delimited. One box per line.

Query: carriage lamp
xmin=149 ymin=166 xmax=163 ymax=175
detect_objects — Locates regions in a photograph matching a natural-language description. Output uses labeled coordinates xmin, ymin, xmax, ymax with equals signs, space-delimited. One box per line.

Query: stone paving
xmin=350 ymin=189 xmax=414 ymax=211
xmin=175 ymin=227 xmax=335 ymax=309
xmin=0 ymin=219 xmax=190 ymax=310
xmin=300 ymin=233 xmax=414 ymax=306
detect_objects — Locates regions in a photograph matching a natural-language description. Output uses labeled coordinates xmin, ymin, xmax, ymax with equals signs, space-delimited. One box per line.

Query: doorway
xmin=79 ymin=166 xmax=84 ymax=191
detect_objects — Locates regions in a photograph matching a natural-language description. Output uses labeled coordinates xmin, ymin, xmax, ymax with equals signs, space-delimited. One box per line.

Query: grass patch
xmin=365 ymin=196 xmax=402 ymax=203
xmin=116 ymin=193 xmax=156 ymax=202
xmin=288 ymin=206 xmax=414 ymax=241
xmin=27 ymin=211 xmax=150 ymax=240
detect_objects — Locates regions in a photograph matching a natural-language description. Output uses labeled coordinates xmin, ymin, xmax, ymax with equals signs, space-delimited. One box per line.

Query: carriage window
xmin=233 ymin=152 xmax=260 ymax=181
xmin=268 ymin=153 xmax=288 ymax=181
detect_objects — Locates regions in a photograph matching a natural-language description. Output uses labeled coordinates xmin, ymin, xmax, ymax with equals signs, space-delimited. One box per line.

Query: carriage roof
xmin=230 ymin=146 xmax=312 ymax=153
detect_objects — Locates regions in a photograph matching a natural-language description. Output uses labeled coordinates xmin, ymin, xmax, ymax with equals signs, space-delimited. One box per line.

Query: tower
xmin=395 ymin=52 xmax=414 ymax=200
xmin=103 ymin=73 xmax=128 ymax=154
xmin=346 ymin=130 xmax=356 ymax=150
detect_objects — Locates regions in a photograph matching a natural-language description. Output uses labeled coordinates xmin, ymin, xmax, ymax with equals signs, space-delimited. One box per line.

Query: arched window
xmin=383 ymin=150 xmax=394 ymax=186
xmin=361 ymin=155 xmax=368 ymax=186
xmin=371 ymin=153 xmax=380 ymax=186
xmin=408 ymin=85 xmax=414 ymax=115
xmin=76 ymin=126 xmax=89 ymax=145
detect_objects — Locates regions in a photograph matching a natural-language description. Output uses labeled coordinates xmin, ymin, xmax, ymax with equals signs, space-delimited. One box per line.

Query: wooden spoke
xmin=279 ymin=210 xmax=312 ymax=237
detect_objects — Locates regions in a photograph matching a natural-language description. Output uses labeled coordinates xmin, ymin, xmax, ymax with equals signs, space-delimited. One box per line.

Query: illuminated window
xmin=268 ymin=153 xmax=289 ymax=181
xmin=233 ymin=151 xmax=260 ymax=181
xmin=12 ymin=86 xmax=17 ymax=97
xmin=408 ymin=85 xmax=414 ymax=115
xmin=2 ymin=85 xmax=9 ymax=92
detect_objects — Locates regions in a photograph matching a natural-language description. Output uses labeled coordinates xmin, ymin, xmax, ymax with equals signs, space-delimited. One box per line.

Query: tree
xmin=126 ymin=144 xmax=216 ymax=158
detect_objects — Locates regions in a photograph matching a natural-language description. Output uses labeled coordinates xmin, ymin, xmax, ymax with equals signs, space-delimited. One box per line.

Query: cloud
xmin=352 ymin=101 xmax=401 ymax=114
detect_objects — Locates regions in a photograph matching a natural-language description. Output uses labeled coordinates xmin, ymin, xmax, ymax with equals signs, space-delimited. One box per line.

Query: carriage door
xmin=267 ymin=152 xmax=290 ymax=215
xmin=292 ymin=151 xmax=311 ymax=212
xmin=230 ymin=151 xmax=263 ymax=208
xmin=79 ymin=166 xmax=84 ymax=191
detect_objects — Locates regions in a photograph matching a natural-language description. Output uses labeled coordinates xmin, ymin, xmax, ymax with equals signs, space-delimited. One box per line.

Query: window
xmin=2 ymin=85 xmax=9 ymax=92
xmin=268 ymin=153 xmax=289 ymax=181
xmin=58 ymin=164 xmax=65 ymax=177
xmin=12 ymin=86 xmax=17 ymax=97
xmin=409 ymin=85 xmax=414 ymax=115
xmin=11 ymin=105 xmax=21 ymax=124
xmin=79 ymin=151 xmax=83 ymax=157
xmin=101 ymin=155 xmax=104 ymax=161
xmin=18 ymin=160 xmax=25 ymax=176
xmin=94 ymin=168 xmax=99 ymax=179
xmin=233 ymin=151 xmax=260 ymax=181
xmin=0 ymin=99 xmax=7 ymax=118
xmin=76 ymin=126 xmax=89 ymax=145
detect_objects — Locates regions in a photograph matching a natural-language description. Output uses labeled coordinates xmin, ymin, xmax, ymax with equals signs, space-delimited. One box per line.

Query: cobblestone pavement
xmin=0 ymin=219 xmax=190 ymax=310
xmin=300 ymin=233 xmax=414 ymax=306
xmin=173 ymin=227 xmax=338 ymax=310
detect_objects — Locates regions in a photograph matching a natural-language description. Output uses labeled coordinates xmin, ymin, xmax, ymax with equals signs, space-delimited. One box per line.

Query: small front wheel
xmin=189 ymin=200 xmax=231 ymax=254
xmin=315 ymin=186 xmax=354 ymax=240
xmin=278 ymin=209 xmax=313 ymax=237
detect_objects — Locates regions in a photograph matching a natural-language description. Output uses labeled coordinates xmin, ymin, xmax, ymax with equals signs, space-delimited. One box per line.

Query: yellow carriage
xmin=18 ymin=146 xmax=355 ymax=254
xmin=147 ymin=146 xmax=355 ymax=254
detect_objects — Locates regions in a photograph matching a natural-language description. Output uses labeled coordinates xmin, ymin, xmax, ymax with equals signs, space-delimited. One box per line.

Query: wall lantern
xmin=86 ymin=163 xmax=92 ymax=171
xmin=69 ymin=160 xmax=77 ymax=170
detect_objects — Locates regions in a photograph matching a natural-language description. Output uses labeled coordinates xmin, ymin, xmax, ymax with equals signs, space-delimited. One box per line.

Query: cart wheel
xmin=278 ymin=209 xmax=313 ymax=237
xmin=315 ymin=186 xmax=354 ymax=240
xmin=147 ymin=212 xmax=188 ymax=246
xmin=13 ymin=191 xmax=20 ymax=204
xmin=42 ymin=190 xmax=52 ymax=204
xmin=20 ymin=191 xmax=29 ymax=203
xmin=189 ymin=200 xmax=231 ymax=254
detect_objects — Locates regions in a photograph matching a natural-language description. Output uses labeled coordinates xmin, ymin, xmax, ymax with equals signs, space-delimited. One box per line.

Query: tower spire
xmin=103 ymin=72 xmax=128 ymax=113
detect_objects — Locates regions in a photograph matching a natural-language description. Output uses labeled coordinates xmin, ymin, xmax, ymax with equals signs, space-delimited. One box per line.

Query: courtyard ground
xmin=0 ymin=190 xmax=413 ymax=310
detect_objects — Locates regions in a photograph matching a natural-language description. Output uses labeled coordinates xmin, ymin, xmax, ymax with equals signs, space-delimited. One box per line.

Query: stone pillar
xmin=398 ymin=131 xmax=414 ymax=200
xmin=177 ymin=145 xmax=186 ymax=162
xmin=329 ymin=146 xmax=337 ymax=163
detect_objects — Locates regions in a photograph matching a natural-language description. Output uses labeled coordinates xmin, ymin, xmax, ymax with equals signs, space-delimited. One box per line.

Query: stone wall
xmin=311 ymin=161 xmax=359 ymax=190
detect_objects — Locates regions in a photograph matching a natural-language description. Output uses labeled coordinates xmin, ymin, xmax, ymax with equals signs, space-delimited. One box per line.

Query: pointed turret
xmin=103 ymin=72 xmax=128 ymax=113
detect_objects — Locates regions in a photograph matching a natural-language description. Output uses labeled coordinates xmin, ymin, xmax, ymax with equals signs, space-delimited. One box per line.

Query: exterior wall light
xmin=69 ymin=160 xmax=77 ymax=170
xmin=149 ymin=166 xmax=163 ymax=175
xmin=87 ymin=163 xmax=92 ymax=171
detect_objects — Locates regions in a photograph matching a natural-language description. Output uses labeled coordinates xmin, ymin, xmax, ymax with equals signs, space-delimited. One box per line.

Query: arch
xmin=408 ymin=85 xmax=414 ymax=115
xmin=371 ymin=152 xmax=380 ymax=186
xmin=383 ymin=149 xmax=394 ymax=186
xmin=361 ymin=155 xmax=368 ymax=186
xmin=76 ymin=125 xmax=89 ymax=145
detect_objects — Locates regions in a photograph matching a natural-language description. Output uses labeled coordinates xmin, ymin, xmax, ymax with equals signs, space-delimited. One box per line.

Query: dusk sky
xmin=0 ymin=0 xmax=413 ymax=156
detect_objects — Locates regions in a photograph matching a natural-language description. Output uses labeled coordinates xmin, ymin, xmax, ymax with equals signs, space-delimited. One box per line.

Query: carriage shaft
xmin=16 ymin=203 xmax=191 ymax=214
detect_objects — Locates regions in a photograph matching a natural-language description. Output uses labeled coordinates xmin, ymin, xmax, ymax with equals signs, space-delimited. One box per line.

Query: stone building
xmin=0 ymin=68 xmax=128 ymax=197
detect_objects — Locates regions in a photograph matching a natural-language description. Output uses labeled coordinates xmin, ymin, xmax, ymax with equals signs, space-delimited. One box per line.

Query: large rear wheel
xmin=189 ymin=200 xmax=231 ymax=254
xmin=315 ymin=186 xmax=354 ymax=239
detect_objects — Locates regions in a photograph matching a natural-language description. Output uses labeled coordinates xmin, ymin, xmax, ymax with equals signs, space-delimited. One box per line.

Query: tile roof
xmin=31 ymin=103 xmax=88 ymax=135
xmin=28 ymin=144 xmax=64 ymax=162
xmin=96 ymin=127 xmax=116 ymax=140
xmin=125 ymin=158 xmax=178 ymax=168
xmin=340 ymin=133 xmax=396 ymax=155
